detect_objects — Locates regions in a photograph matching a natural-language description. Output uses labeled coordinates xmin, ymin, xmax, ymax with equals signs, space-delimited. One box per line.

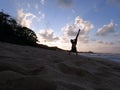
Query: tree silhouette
xmin=0 ymin=11 xmax=38 ymax=46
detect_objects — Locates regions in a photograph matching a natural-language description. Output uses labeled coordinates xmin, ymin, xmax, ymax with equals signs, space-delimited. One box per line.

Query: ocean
xmin=79 ymin=53 xmax=120 ymax=62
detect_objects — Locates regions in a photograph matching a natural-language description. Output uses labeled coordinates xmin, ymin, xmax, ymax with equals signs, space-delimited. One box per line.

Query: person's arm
xmin=75 ymin=29 xmax=80 ymax=40
xmin=74 ymin=29 xmax=80 ymax=44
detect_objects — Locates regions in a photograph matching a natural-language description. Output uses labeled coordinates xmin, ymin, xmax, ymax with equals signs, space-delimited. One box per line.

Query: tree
xmin=0 ymin=11 xmax=38 ymax=46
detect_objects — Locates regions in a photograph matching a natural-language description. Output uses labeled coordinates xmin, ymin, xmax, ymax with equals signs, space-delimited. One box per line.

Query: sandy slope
xmin=0 ymin=42 xmax=120 ymax=90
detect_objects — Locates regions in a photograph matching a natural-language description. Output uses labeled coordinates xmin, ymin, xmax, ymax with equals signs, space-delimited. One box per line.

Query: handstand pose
xmin=69 ymin=29 xmax=80 ymax=56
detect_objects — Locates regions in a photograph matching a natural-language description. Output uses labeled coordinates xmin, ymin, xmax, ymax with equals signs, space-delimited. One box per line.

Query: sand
xmin=0 ymin=42 xmax=120 ymax=90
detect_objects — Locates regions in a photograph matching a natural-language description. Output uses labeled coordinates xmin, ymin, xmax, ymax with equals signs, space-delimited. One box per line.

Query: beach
xmin=0 ymin=42 xmax=120 ymax=90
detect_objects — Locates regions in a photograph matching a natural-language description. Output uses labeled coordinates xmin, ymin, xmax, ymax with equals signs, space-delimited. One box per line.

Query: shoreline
xmin=79 ymin=53 xmax=120 ymax=63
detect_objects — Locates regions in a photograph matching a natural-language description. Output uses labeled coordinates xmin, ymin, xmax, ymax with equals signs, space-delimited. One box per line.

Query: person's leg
xmin=76 ymin=52 xmax=78 ymax=56
xmin=69 ymin=51 xmax=71 ymax=55
xmin=74 ymin=47 xmax=78 ymax=56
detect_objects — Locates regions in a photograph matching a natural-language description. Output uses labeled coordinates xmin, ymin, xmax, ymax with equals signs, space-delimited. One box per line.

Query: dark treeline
xmin=0 ymin=11 xmax=63 ymax=50
xmin=0 ymin=11 xmax=38 ymax=46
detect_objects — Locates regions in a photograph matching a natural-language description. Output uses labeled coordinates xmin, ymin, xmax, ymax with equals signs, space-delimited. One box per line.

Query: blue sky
xmin=0 ymin=0 xmax=120 ymax=53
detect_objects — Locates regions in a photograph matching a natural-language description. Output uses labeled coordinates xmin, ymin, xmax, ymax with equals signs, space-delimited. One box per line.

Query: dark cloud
xmin=106 ymin=0 xmax=120 ymax=6
xmin=58 ymin=0 xmax=73 ymax=8
xmin=97 ymin=40 xmax=114 ymax=45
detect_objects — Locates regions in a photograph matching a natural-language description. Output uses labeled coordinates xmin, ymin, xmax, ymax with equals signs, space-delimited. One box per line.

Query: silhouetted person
xmin=69 ymin=29 xmax=80 ymax=56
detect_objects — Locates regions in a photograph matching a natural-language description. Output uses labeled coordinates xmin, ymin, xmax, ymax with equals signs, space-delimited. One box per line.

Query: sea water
xmin=80 ymin=53 xmax=120 ymax=62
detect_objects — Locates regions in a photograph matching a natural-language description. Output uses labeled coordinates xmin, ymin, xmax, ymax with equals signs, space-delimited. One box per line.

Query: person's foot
xmin=76 ymin=53 xmax=78 ymax=56
xmin=69 ymin=52 xmax=70 ymax=55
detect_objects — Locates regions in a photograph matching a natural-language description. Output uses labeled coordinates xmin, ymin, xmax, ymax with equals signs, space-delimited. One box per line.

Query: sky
xmin=0 ymin=0 xmax=120 ymax=53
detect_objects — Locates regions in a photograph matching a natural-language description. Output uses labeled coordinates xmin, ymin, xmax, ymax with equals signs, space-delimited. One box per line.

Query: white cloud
xmin=59 ymin=36 xmax=69 ymax=43
xmin=27 ymin=3 xmax=31 ymax=8
xmin=114 ymin=33 xmax=120 ymax=44
xmin=72 ymin=9 xmax=75 ymax=13
xmin=16 ymin=9 xmax=36 ymax=28
xmin=35 ymin=4 xmax=38 ymax=9
xmin=118 ymin=39 xmax=120 ymax=43
xmin=74 ymin=16 xmax=94 ymax=35
xmin=96 ymin=21 xmax=115 ymax=36
xmin=41 ymin=0 xmax=45 ymax=5
xmin=16 ymin=9 xmax=45 ymax=28
xmin=62 ymin=24 xmax=77 ymax=37
xmin=62 ymin=16 xmax=94 ymax=43
xmin=38 ymin=11 xmax=45 ymax=21
xmin=79 ymin=35 xmax=89 ymax=43
xmin=37 ymin=29 xmax=59 ymax=42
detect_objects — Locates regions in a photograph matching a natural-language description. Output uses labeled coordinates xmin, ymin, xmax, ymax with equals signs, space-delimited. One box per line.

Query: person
xmin=69 ymin=29 xmax=80 ymax=56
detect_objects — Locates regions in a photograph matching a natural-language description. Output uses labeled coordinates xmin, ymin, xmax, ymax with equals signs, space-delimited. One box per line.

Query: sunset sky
xmin=0 ymin=0 xmax=120 ymax=53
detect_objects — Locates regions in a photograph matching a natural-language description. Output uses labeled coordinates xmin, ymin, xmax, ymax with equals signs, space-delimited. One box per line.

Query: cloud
xmin=62 ymin=16 xmax=94 ymax=43
xmin=38 ymin=11 xmax=45 ymax=21
xmin=79 ymin=35 xmax=89 ymax=43
xmin=37 ymin=29 xmax=59 ymax=42
xmin=91 ymin=40 xmax=120 ymax=53
xmin=97 ymin=40 xmax=114 ymax=45
xmin=74 ymin=16 xmax=94 ymax=34
xmin=16 ymin=9 xmax=36 ymax=28
xmin=114 ymin=32 xmax=120 ymax=36
xmin=118 ymin=39 xmax=120 ymax=43
xmin=35 ymin=3 xmax=38 ymax=9
xmin=106 ymin=0 xmax=120 ymax=6
xmin=27 ymin=3 xmax=31 ymax=8
xmin=113 ymin=32 xmax=120 ymax=44
xmin=72 ymin=9 xmax=75 ymax=13
xmin=16 ymin=9 xmax=45 ymax=28
xmin=41 ymin=0 xmax=45 ymax=5
xmin=58 ymin=0 xmax=73 ymax=8
xmin=62 ymin=24 xmax=77 ymax=37
xmin=96 ymin=21 xmax=115 ymax=36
